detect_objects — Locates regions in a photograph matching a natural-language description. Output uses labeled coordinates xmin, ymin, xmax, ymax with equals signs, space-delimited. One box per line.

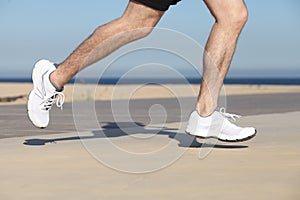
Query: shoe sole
xmin=185 ymin=130 xmax=257 ymax=143
xmin=27 ymin=60 xmax=52 ymax=129
xmin=27 ymin=91 xmax=47 ymax=129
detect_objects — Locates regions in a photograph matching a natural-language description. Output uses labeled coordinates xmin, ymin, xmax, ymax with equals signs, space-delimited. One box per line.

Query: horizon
xmin=1 ymin=66 xmax=300 ymax=79
xmin=1 ymin=75 xmax=300 ymax=86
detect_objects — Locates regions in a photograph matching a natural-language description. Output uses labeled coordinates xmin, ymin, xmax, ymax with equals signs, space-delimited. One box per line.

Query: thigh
xmin=124 ymin=0 xmax=165 ymax=22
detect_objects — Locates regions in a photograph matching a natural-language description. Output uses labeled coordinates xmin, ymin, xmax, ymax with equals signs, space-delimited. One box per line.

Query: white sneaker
xmin=27 ymin=59 xmax=65 ymax=128
xmin=185 ymin=108 xmax=256 ymax=142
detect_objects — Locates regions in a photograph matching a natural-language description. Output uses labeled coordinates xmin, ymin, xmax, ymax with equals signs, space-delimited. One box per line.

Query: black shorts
xmin=134 ymin=0 xmax=181 ymax=11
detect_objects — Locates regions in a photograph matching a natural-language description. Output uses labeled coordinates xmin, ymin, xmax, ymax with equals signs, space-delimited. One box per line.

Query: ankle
xmin=196 ymin=104 xmax=216 ymax=117
xmin=49 ymin=71 xmax=64 ymax=91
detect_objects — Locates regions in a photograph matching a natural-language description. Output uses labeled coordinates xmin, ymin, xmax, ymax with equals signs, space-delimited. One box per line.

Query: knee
xmin=233 ymin=7 xmax=248 ymax=28
xmin=216 ymin=6 xmax=248 ymax=31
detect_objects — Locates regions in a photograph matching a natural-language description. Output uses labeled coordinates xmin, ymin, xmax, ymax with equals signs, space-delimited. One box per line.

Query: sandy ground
xmin=0 ymin=83 xmax=299 ymax=199
xmin=0 ymin=83 xmax=300 ymax=105
xmin=0 ymin=112 xmax=299 ymax=200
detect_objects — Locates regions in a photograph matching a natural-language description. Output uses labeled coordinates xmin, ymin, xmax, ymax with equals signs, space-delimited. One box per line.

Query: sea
xmin=0 ymin=77 xmax=300 ymax=85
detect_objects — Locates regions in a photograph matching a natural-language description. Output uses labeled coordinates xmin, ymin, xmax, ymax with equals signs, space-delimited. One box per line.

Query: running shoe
xmin=27 ymin=60 xmax=64 ymax=128
xmin=185 ymin=108 xmax=256 ymax=142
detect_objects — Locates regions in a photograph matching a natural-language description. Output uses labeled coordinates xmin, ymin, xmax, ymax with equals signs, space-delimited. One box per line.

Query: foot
xmin=185 ymin=108 xmax=256 ymax=142
xmin=27 ymin=60 xmax=65 ymax=128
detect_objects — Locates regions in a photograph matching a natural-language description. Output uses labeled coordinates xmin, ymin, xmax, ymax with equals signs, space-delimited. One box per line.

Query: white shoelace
xmin=219 ymin=107 xmax=241 ymax=122
xmin=41 ymin=92 xmax=65 ymax=111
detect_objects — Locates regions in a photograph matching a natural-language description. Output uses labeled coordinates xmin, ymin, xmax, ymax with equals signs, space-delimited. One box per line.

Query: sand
xmin=0 ymin=83 xmax=299 ymax=199
xmin=0 ymin=112 xmax=299 ymax=200
xmin=0 ymin=83 xmax=300 ymax=105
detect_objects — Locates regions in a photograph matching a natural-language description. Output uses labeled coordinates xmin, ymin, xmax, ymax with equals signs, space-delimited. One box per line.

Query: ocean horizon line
xmin=0 ymin=77 xmax=300 ymax=85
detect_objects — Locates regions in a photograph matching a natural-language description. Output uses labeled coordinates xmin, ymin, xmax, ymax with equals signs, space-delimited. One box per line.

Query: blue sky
xmin=0 ymin=0 xmax=299 ymax=78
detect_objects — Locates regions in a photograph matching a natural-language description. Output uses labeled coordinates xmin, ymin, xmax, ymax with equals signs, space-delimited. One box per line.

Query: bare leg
xmin=197 ymin=0 xmax=248 ymax=116
xmin=50 ymin=1 xmax=164 ymax=88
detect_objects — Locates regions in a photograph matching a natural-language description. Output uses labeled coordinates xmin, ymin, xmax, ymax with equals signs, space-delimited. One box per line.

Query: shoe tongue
xmin=210 ymin=111 xmax=228 ymax=125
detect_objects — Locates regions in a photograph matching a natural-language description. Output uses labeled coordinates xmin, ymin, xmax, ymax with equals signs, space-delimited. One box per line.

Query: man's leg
xmin=197 ymin=0 xmax=248 ymax=116
xmin=50 ymin=0 xmax=164 ymax=89
xmin=186 ymin=0 xmax=256 ymax=142
xmin=27 ymin=0 xmax=165 ymax=128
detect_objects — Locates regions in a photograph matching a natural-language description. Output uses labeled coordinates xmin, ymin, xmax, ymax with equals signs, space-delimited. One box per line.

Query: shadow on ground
xmin=23 ymin=122 xmax=248 ymax=149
